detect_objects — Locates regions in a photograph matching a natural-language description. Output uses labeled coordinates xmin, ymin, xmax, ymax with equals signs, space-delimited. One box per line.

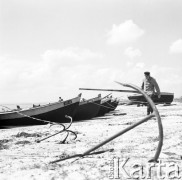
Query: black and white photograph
xmin=0 ymin=0 xmax=182 ymax=179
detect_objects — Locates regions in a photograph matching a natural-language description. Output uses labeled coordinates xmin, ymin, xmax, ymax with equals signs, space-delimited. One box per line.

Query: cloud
xmin=169 ymin=39 xmax=182 ymax=54
xmin=135 ymin=62 xmax=145 ymax=68
xmin=41 ymin=47 xmax=103 ymax=66
xmin=40 ymin=47 xmax=104 ymax=75
xmin=126 ymin=61 xmax=145 ymax=72
xmin=1 ymin=47 xmax=181 ymax=103
xmin=0 ymin=47 xmax=105 ymax=103
xmin=107 ymin=20 xmax=145 ymax=45
xmin=126 ymin=61 xmax=134 ymax=67
xmin=124 ymin=47 xmax=142 ymax=59
xmin=0 ymin=59 xmax=123 ymax=103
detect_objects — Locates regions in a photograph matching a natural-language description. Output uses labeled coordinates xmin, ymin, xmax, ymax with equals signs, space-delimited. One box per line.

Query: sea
xmin=0 ymin=103 xmax=49 ymax=112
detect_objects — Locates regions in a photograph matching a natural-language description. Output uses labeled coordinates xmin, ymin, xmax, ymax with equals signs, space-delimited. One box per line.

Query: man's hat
xmin=144 ymin=71 xmax=150 ymax=75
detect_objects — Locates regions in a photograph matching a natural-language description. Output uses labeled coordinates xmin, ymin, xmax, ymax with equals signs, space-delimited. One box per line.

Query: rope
xmin=0 ymin=104 xmax=70 ymax=127
xmin=84 ymin=98 xmax=119 ymax=110
xmin=91 ymin=101 xmax=116 ymax=110
xmin=0 ymin=104 xmax=61 ymax=125
xmin=0 ymin=104 xmax=77 ymax=143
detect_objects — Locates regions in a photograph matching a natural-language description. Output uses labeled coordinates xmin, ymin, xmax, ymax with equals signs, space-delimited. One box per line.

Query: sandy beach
xmin=0 ymin=102 xmax=182 ymax=180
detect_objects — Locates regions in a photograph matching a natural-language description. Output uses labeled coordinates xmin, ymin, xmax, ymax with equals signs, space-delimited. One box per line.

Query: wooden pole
xmin=79 ymin=88 xmax=140 ymax=93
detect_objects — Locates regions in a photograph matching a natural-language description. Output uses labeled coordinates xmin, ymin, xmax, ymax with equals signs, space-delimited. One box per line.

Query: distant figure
xmin=1 ymin=108 xmax=5 ymax=112
xmin=17 ymin=105 xmax=21 ymax=110
xmin=59 ymin=97 xmax=63 ymax=102
xmin=141 ymin=71 xmax=161 ymax=115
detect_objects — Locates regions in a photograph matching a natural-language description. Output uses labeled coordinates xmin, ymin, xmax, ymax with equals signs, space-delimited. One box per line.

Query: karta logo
xmin=109 ymin=157 xmax=181 ymax=179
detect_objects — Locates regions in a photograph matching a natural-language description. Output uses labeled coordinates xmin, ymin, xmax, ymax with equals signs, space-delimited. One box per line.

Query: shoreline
xmin=0 ymin=102 xmax=182 ymax=179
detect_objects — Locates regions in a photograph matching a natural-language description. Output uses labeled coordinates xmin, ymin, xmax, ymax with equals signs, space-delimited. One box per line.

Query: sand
xmin=0 ymin=102 xmax=182 ymax=180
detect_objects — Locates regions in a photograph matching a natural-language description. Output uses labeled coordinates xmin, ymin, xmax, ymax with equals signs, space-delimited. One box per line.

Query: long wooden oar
xmin=79 ymin=88 xmax=140 ymax=94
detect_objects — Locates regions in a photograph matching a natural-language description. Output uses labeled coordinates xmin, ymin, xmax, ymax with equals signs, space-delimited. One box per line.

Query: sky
xmin=0 ymin=0 xmax=182 ymax=103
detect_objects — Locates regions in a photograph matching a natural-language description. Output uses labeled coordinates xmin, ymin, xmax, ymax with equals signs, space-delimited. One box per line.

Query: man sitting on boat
xmin=141 ymin=71 xmax=161 ymax=115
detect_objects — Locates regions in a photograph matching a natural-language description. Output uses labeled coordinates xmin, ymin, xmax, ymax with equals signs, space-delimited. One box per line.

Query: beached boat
xmin=104 ymin=98 xmax=119 ymax=114
xmin=110 ymin=98 xmax=119 ymax=111
xmin=0 ymin=95 xmax=81 ymax=128
xmin=96 ymin=97 xmax=113 ymax=116
xmin=73 ymin=94 xmax=101 ymax=121
xmin=128 ymin=92 xmax=174 ymax=105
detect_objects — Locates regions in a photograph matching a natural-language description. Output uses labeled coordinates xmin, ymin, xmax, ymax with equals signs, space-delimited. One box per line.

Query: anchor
xmin=0 ymin=105 xmax=78 ymax=143
xmin=51 ymin=82 xmax=163 ymax=163
xmin=36 ymin=115 xmax=77 ymax=143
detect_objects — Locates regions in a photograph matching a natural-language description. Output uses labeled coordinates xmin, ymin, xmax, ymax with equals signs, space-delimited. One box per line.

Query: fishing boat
xmin=103 ymin=98 xmax=119 ymax=114
xmin=73 ymin=94 xmax=101 ymax=121
xmin=128 ymin=92 xmax=174 ymax=105
xmin=96 ymin=97 xmax=113 ymax=116
xmin=110 ymin=98 xmax=119 ymax=111
xmin=0 ymin=94 xmax=81 ymax=128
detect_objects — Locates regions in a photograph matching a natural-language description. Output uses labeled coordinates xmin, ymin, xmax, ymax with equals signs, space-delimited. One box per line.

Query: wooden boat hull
xmin=0 ymin=96 xmax=81 ymax=128
xmin=73 ymin=96 xmax=101 ymax=121
xmin=128 ymin=92 xmax=174 ymax=105
xmin=104 ymin=100 xmax=114 ymax=113
xmin=104 ymin=99 xmax=119 ymax=114
xmin=97 ymin=98 xmax=112 ymax=116
xmin=109 ymin=99 xmax=119 ymax=111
